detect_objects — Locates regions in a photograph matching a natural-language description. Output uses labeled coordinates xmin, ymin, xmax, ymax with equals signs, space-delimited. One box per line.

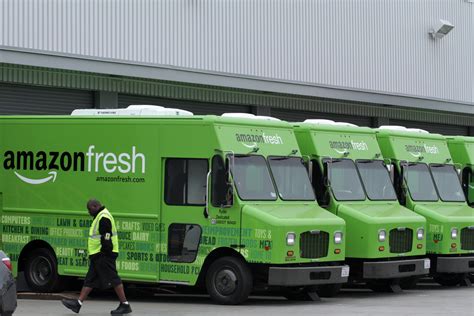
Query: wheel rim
xmin=29 ymin=255 xmax=53 ymax=286
xmin=214 ymin=268 xmax=238 ymax=296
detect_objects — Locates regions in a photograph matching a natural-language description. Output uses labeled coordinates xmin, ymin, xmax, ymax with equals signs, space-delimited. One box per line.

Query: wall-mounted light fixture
xmin=429 ymin=19 xmax=454 ymax=39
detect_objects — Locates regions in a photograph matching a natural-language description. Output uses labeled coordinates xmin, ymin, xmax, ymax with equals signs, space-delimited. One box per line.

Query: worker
xmin=61 ymin=199 xmax=132 ymax=315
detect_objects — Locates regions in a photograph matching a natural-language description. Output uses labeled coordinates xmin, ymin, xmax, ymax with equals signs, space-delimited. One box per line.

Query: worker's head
xmin=87 ymin=199 xmax=102 ymax=217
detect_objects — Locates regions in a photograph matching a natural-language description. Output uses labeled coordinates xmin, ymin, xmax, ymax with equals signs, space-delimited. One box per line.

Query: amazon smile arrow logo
xmin=14 ymin=171 xmax=57 ymax=185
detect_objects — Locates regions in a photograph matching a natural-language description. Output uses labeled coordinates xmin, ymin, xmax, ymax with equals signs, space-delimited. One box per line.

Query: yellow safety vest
xmin=88 ymin=208 xmax=119 ymax=256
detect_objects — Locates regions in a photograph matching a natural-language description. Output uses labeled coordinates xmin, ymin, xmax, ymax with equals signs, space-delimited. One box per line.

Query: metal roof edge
xmin=1 ymin=46 xmax=473 ymax=115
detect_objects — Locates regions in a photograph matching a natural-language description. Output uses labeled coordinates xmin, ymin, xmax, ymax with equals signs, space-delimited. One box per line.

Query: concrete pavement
xmin=14 ymin=283 xmax=474 ymax=316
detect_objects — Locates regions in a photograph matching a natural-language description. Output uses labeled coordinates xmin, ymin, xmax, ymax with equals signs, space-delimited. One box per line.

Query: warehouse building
xmin=0 ymin=0 xmax=473 ymax=135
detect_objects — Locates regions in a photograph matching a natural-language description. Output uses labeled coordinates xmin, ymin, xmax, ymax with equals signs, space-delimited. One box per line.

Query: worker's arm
xmin=98 ymin=217 xmax=113 ymax=255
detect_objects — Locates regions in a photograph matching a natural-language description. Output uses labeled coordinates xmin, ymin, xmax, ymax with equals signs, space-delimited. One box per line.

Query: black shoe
xmin=61 ymin=299 xmax=82 ymax=314
xmin=111 ymin=303 xmax=132 ymax=315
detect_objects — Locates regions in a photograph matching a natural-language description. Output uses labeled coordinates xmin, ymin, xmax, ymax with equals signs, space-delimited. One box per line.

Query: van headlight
xmin=417 ymin=228 xmax=424 ymax=240
xmin=378 ymin=229 xmax=386 ymax=242
xmin=334 ymin=232 xmax=343 ymax=244
xmin=451 ymin=228 xmax=458 ymax=239
xmin=286 ymin=232 xmax=296 ymax=246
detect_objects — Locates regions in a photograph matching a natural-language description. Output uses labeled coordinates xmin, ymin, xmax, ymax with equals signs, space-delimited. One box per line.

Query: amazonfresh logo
xmin=329 ymin=140 xmax=368 ymax=154
xmin=3 ymin=145 xmax=146 ymax=185
xmin=405 ymin=144 xmax=439 ymax=157
xmin=235 ymin=133 xmax=283 ymax=148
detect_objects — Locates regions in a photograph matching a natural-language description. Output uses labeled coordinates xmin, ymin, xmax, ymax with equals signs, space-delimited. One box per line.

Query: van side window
xmin=311 ymin=160 xmax=326 ymax=204
xmin=168 ymin=223 xmax=202 ymax=263
xmin=165 ymin=159 xmax=209 ymax=206
xmin=462 ymin=167 xmax=473 ymax=205
xmin=393 ymin=164 xmax=406 ymax=205
xmin=211 ymin=155 xmax=229 ymax=207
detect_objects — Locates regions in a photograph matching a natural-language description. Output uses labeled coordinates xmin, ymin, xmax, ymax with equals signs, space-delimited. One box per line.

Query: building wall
xmin=1 ymin=0 xmax=473 ymax=105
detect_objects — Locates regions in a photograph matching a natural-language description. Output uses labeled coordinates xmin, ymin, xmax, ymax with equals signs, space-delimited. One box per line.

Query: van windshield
xmin=430 ymin=164 xmax=465 ymax=202
xmin=356 ymin=160 xmax=397 ymax=201
xmin=268 ymin=157 xmax=315 ymax=201
xmin=405 ymin=163 xmax=438 ymax=201
xmin=328 ymin=159 xmax=365 ymax=201
xmin=232 ymin=155 xmax=277 ymax=201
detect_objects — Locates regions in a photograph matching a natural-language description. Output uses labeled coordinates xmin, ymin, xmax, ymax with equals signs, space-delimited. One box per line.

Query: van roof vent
xmin=71 ymin=105 xmax=194 ymax=116
xmin=221 ymin=113 xmax=281 ymax=121
xmin=407 ymin=128 xmax=429 ymax=134
xmin=304 ymin=119 xmax=358 ymax=127
xmin=378 ymin=125 xmax=408 ymax=131
xmin=304 ymin=119 xmax=336 ymax=125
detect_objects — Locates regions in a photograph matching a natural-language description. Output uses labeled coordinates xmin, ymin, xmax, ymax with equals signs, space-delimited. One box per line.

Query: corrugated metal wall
xmin=1 ymin=0 xmax=473 ymax=105
xmin=0 ymin=83 xmax=93 ymax=114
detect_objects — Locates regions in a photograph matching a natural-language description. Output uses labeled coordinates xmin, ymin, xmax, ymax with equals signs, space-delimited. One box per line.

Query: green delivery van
xmin=376 ymin=126 xmax=474 ymax=286
xmin=293 ymin=120 xmax=429 ymax=293
xmin=447 ymin=136 xmax=474 ymax=207
xmin=0 ymin=106 xmax=349 ymax=304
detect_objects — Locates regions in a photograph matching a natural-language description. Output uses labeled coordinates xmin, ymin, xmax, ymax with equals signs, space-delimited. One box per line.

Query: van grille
xmin=461 ymin=227 xmax=474 ymax=250
xmin=300 ymin=231 xmax=329 ymax=259
xmin=389 ymin=228 xmax=413 ymax=253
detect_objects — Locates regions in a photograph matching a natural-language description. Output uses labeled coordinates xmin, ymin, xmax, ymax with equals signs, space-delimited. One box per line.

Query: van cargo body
xmin=376 ymin=128 xmax=474 ymax=286
xmin=0 ymin=110 xmax=348 ymax=304
xmin=447 ymin=136 xmax=474 ymax=207
xmin=294 ymin=121 xmax=430 ymax=292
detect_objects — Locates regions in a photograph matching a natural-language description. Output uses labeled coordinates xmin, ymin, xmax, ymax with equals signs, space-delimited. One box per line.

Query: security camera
xmin=429 ymin=19 xmax=454 ymax=39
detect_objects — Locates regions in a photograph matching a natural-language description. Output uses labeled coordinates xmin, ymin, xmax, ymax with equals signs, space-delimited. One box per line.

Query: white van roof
xmin=71 ymin=105 xmax=194 ymax=116
xmin=379 ymin=125 xmax=429 ymax=134
xmin=304 ymin=119 xmax=358 ymax=127
xmin=221 ymin=113 xmax=281 ymax=121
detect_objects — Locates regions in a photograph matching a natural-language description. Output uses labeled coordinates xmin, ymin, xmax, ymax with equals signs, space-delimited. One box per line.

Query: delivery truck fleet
xmin=0 ymin=105 xmax=472 ymax=304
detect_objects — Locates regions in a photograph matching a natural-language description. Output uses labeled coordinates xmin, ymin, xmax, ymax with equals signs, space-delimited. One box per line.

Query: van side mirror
xmin=211 ymin=155 xmax=233 ymax=208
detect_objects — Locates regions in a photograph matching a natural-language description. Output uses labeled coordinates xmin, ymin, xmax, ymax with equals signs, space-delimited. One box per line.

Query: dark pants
xmin=83 ymin=253 xmax=122 ymax=290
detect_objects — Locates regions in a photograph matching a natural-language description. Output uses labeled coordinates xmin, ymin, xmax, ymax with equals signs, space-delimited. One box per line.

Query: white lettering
xmin=118 ymin=153 xmax=131 ymax=173
xmin=87 ymin=145 xmax=95 ymax=172
xmin=103 ymin=153 xmax=118 ymax=173
xmin=132 ymin=146 xmax=146 ymax=174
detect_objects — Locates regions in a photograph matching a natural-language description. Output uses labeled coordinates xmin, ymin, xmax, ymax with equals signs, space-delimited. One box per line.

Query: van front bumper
xmin=436 ymin=256 xmax=474 ymax=273
xmin=363 ymin=258 xmax=430 ymax=279
xmin=268 ymin=265 xmax=350 ymax=286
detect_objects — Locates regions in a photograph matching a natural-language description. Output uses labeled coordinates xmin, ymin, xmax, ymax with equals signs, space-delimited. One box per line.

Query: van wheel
xmin=317 ymin=283 xmax=342 ymax=297
xmin=434 ymin=273 xmax=467 ymax=287
xmin=206 ymin=256 xmax=253 ymax=305
xmin=25 ymin=248 xmax=63 ymax=292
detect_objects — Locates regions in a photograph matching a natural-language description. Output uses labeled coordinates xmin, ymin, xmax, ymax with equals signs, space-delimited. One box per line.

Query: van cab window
xmin=268 ymin=157 xmax=315 ymax=201
xmin=405 ymin=163 xmax=438 ymax=202
xmin=327 ymin=159 xmax=365 ymax=201
xmin=232 ymin=155 xmax=277 ymax=201
xmin=430 ymin=164 xmax=465 ymax=202
xmin=357 ymin=160 xmax=397 ymax=201
xmin=165 ymin=159 xmax=209 ymax=206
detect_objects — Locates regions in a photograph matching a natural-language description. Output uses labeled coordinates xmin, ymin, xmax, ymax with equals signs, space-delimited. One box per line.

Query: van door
xmin=159 ymin=158 xmax=209 ymax=284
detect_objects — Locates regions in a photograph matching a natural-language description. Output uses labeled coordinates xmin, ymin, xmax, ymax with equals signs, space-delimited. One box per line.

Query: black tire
xmin=433 ymin=273 xmax=467 ymax=287
xmin=25 ymin=248 xmax=63 ymax=292
xmin=399 ymin=276 xmax=420 ymax=290
xmin=317 ymin=283 xmax=342 ymax=297
xmin=2 ymin=313 xmax=13 ymax=316
xmin=367 ymin=278 xmax=400 ymax=293
xmin=469 ymin=273 xmax=474 ymax=283
xmin=205 ymin=256 xmax=253 ymax=305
